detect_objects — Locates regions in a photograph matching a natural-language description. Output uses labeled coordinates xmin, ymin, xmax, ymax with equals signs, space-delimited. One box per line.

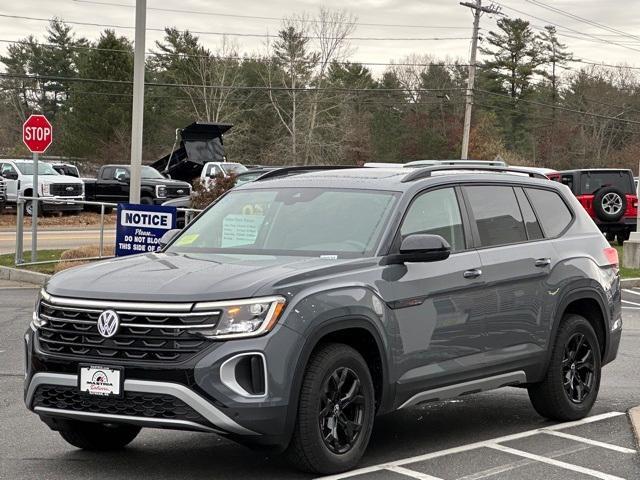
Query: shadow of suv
xmin=25 ymin=166 xmax=621 ymax=474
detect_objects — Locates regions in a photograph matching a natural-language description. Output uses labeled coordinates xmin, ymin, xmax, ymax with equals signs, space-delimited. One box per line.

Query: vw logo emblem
xmin=97 ymin=310 xmax=120 ymax=338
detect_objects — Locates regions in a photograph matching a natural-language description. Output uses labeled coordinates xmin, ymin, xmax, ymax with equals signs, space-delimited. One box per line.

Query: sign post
xmin=22 ymin=114 xmax=53 ymax=262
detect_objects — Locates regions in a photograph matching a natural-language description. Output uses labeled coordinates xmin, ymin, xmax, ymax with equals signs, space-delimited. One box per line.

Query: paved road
xmin=0 ymin=228 xmax=116 ymax=254
xmin=1 ymin=285 xmax=638 ymax=480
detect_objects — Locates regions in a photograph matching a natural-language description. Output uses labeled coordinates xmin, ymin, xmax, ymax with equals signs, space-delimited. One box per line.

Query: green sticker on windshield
xmin=175 ymin=233 xmax=199 ymax=246
xmin=221 ymin=214 xmax=265 ymax=247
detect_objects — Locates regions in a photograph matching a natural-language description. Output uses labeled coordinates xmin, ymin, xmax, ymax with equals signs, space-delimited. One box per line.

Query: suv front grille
xmin=33 ymin=385 xmax=208 ymax=424
xmin=50 ymin=183 xmax=82 ymax=196
xmin=37 ymin=301 xmax=219 ymax=363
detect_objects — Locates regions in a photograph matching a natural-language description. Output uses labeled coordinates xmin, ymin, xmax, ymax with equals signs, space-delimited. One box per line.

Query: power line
xmin=0 ymin=72 xmax=467 ymax=94
xmin=524 ymin=0 xmax=640 ymax=43
xmin=491 ymin=1 xmax=640 ymax=54
xmin=0 ymin=14 xmax=472 ymax=42
xmin=475 ymin=89 xmax=640 ymax=125
xmin=0 ymin=39 xmax=473 ymax=68
xmin=71 ymin=0 xmax=471 ymax=30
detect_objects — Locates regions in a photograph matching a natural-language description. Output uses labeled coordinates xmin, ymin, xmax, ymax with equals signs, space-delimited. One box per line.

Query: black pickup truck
xmin=83 ymin=165 xmax=191 ymax=211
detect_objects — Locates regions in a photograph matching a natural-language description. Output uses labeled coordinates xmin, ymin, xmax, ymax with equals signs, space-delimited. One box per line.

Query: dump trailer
xmin=151 ymin=122 xmax=233 ymax=183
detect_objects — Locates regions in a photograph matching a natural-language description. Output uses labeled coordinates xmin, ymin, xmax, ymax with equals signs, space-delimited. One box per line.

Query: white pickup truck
xmin=0 ymin=159 xmax=85 ymax=215
xmin=200 ymin=162 xmax=247 ymax=188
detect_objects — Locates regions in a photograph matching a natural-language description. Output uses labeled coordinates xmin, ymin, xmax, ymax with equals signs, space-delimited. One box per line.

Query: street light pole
xmin=129 ymin=0 xmax=146 ymax=204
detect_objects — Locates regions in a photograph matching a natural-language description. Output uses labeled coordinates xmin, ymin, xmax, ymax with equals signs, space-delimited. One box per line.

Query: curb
xmin=0 ymin=266 xmax=51 ymax=286
xmin=629 ymin=407 xmax=640 ymax=450
xmin=620 ymin=278 xmax=640 ymax=288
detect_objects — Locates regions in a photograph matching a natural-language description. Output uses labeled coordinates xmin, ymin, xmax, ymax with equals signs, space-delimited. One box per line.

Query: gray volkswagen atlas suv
xmin=25 ymin=166 xmax=621 ymax=474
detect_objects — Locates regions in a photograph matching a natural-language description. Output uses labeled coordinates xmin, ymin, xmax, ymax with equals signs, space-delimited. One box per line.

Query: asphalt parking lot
xmin=1 ymin=283 xmax=639 ymax=480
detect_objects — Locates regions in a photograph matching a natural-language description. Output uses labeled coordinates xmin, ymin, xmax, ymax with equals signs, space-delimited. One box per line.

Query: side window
xmin=102 ymin=167 xmax=114 ymax=180
xmin=1 ymin=164 xmax=16 ymax=176
xmin=401 ymin=187 xmax=465 ymax=252
xmin=560 ymin=175 xmax=574 ymax=192
xmin=515 ymin=188 xmax=543 ymax=240
xmin=525 ymin=188 xmax=573 ymax=238
xmin=113 ymin=168 xmax=128 ymax=180
xmin=464 ymin=186 xmax=527 ymax=247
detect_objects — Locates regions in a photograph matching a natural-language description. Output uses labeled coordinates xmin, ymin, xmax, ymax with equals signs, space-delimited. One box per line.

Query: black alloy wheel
xmin=562 ymin=333 xmax=596 ymax=404
xmin=319 ymin=367 xmax=365 ymax=454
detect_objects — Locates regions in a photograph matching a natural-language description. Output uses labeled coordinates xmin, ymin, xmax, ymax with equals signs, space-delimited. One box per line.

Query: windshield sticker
xmin=175 ymin=233 xmax=199 ymax=246
xmin=221 ymin=214 xmax=265 ymax=247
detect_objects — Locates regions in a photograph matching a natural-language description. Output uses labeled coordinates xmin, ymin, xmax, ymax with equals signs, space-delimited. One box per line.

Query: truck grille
xmin=33 ymin=385 xmax=209 ymax=425
xmin=50 ymin=183 xmax=82 ymax=196
xmin=37 ymin=300 xmax=219 ymax=363
xmin=165 ymin=186 xmax=191 ymax=198
xmin=0 ymin=180 xmax=5 ymax=196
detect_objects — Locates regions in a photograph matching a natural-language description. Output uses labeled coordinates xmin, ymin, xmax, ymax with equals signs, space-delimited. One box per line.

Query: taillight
xmin=603 ymin=247 xmax=619 ymax=267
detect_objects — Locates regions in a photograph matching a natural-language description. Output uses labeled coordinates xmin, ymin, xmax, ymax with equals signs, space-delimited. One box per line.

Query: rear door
xmin=462 ymin=184 xmax=556 ymax=368
xmin=0 ymin=163 xmax=19 ymax=201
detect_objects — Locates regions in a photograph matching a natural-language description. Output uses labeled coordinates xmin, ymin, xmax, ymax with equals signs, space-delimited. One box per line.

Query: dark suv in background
xmin=25 ymin=166 xmax=621 ymax=474
xmin=548 ymin=169 xmax=637 ymax=245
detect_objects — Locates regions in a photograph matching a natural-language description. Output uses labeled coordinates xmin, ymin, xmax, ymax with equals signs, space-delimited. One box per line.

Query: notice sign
xmin=115 ymin=203 xmax=177 ymax=256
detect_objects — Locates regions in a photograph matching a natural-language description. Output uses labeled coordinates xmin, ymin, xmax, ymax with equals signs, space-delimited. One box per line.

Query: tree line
xmin=1 ymin=11 xmax=639 ymax=172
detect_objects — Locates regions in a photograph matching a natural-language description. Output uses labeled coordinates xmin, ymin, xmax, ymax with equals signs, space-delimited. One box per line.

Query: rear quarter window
xmin=525 ymin=188 xmax=573 ymax=238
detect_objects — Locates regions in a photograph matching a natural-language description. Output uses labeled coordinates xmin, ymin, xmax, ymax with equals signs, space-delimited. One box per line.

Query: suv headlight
xmin=31 ymin=289 xmax=47 ymax=330
xmin=192 ymin=296 xmax=286 ymax=339
xmin=156 ymin=185 xmax=167 ymax=198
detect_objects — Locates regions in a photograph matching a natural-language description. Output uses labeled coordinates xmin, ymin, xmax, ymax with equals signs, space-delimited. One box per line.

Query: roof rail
xmin=254 ymin=165 xmax=357 ymax=182
xmin=404 ymin=159 xmax=508 ymax=168
xmin=401 ymin=165 xmax=548 ymax=183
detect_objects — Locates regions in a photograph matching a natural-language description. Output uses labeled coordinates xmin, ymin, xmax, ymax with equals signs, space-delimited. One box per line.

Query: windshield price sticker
xmin=221 ymin=214 xmax=265 ymax=247
xmin=116 ymin=203 xmax=177 ymax=256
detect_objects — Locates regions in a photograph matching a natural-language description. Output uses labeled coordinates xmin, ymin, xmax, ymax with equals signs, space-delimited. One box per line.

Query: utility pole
xmin=460 ymin=0 xmax=501 ymax=160
xmin=129 ymin=0 xmax=146 ymax=204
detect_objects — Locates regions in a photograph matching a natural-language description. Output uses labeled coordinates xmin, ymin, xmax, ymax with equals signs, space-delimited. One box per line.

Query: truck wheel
xmin=24 ymin=200 xmax=34 ymax=217
xmin=57 ymin=420 xmax=141 ymax=450
xmin=617 ymin=233 xmax=626 ymax=246
xmin=286 ymin=343 xmax=375 ymax=475
xmin=141 ymin=196 xmax=153 ymax=205
xmin=528 ymin=314 xmax=601 ymax=421
xmin=605 ymin=232 xmax=615 ymax=242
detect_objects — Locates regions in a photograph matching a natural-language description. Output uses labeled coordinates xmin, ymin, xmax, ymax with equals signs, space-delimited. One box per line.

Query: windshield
xmin=168 ymin=188 xmax=398 ymax=257
xmin=15 ymin=162 xmax=59 ymax=176
xmin=141 ymin=166 xmax=165 ymax=179
xmin=220 ymin=163 xmax=247 ymax=175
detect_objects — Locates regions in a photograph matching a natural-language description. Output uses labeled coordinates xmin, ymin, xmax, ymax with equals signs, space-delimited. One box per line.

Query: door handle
xmin=535 ymin=258 xmax=551 ymax=267
xmin=463 ymin=268 xmax=482 ymax=279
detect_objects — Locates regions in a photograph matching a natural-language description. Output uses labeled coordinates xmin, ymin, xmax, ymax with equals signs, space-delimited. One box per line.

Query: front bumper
xmin=39 ymin=196 xmax=84 ymax=211
xmin=24 ymin=323 xmax=303 ymax=448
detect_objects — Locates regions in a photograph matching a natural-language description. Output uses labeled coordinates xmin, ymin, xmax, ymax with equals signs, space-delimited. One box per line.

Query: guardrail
xmin=14 ymin=196 xmax=201 ymax=267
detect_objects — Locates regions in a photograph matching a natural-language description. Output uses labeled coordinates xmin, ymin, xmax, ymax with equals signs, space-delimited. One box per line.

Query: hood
xmin=45 ymin=252 xmax=377 ymax=303
xmin=44 ymin=174 xmax=84 ymax=184
xmin=142 ymin=178 xmax=191 ymax=188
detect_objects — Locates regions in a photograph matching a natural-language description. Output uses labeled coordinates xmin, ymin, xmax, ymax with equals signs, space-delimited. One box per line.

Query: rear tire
xmin=57 ymin=420 xmax=141 ymax=451
xmin=528 ymin=314 xmax=601 ymax=421
xmin=617 ymin=233 xmax=625 ymax=246
xmin=286 ymin=343 xmax=375 ymax=475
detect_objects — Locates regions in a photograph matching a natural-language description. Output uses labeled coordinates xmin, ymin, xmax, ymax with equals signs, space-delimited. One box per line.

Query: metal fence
xmin=14 ymin=196 xmax=202 ymax=267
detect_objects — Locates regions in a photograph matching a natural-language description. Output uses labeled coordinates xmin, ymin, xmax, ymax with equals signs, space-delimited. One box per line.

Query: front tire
xmin=286 ymin=343 xmax=375 ymax=475
xmin=57 ymin=420 xmax=141 ymax=451
xmin=528 ymin=314 xmax=601 ymax=421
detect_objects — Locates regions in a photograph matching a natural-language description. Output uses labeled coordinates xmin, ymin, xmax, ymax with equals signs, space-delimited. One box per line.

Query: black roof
xmin=555 ymin=168 xmax=634 ymax=174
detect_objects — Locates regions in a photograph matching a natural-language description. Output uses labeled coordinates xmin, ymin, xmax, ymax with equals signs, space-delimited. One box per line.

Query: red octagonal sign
xmin=23 ymin=114 xmax=53 ymax=154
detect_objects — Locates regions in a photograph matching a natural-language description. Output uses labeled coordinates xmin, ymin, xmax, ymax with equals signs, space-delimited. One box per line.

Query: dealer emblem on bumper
xmin=97 ymin=310 xmax=120 ymax=338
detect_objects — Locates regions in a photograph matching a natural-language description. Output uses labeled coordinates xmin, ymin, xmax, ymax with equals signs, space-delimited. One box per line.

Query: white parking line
xmin=543 ymin=430 xmax=637 ymax=454
xmin=487 ymin=444 xmax=626 ymax=480
xmin=384 ymin=465 xmax=443 ymax=480
xmin=622 ymin=299 xmax=640 ymax=307
xmin=315 ymin=412 xmax=627 ymax=480
xmin=622 ymin=289 xmax=640 ymax=297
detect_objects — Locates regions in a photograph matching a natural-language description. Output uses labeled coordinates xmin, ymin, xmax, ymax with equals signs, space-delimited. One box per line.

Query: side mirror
xmin=2 ymin=172 xmax=18 ymax=180
xmin=159 ymin=229 xmax=181 ymax=248
xmin=384 ymin=234 xmax=451 ymax=265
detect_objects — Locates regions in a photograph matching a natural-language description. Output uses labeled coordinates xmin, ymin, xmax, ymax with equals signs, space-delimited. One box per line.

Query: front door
xmin=377 ymin=186 xmax=489 ymax=401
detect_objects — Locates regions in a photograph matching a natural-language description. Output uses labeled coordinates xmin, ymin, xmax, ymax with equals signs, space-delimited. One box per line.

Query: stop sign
xmin=23 ymin=114 xmax=53 ymax=153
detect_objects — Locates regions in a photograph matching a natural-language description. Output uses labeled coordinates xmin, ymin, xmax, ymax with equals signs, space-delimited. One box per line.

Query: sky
xmin=1 ymin=0 xmax=640 ymax=77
